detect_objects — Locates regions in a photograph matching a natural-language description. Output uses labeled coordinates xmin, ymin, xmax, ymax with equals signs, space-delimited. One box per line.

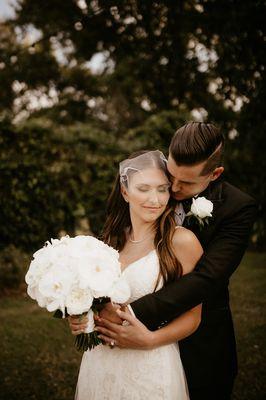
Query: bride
xmin=69 ymin=150 xmax=203 ymax=400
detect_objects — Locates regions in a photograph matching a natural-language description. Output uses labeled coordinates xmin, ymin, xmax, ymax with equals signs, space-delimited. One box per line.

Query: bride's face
xmin=122 ymin=168 xmax=170 ymax=223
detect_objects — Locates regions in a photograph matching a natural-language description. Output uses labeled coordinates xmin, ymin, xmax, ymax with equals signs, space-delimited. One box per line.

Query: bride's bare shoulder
xmin=172 ymin=227 xmax=203 ymax=273
xmin=172 ymin=226 xmax=200 ymax=247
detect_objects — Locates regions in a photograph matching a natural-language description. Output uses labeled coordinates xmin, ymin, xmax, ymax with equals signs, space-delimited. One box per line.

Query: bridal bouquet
xmin=25 ymin=235 xmax=130 ymax=351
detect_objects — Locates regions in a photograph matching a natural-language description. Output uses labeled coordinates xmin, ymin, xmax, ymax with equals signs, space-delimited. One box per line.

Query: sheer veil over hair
xmin=119 ymin=150 xmax=168 ymax=188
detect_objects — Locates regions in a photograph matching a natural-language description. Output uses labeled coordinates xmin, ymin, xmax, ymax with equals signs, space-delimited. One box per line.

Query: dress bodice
xmin=122 ymin=249 xmax=162 ymax=303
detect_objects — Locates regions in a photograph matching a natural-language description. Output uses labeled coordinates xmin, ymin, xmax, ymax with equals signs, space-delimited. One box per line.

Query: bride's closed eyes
xmin=136 ymin=184 xmax=170 ymax=193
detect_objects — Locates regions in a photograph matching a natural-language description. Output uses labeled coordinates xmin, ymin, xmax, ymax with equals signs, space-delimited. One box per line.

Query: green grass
xmin=0 ymin=296 xmax=82 ymax=400
xmin=0 ymin=252 xmax=265 ymax=400
xmin=230 ymin=252 xmax=266 ymax=400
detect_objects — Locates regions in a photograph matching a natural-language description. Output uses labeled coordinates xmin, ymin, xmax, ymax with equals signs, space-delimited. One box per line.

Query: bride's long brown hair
xmin=101 ymin=151 xmax=183 ymax=289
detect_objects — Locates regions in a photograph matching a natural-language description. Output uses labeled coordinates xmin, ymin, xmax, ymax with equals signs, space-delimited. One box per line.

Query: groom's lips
xmin=171 ymin=192 xmax=181 ymax=199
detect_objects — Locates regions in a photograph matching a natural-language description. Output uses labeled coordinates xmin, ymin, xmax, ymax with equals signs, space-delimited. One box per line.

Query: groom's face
xmin=167 ymin=154 xmax=218 ymax=201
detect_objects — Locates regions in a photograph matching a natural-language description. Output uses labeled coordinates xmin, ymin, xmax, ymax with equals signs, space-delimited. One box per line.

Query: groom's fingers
xmin=98 ymin=307 xmax=123 ymax=324
xmin=95 ymin=325 xmax=117 ymax=339
xmin=98 ymin=335 xmax=122 ymax=348
xmin=98 ymin=317 xmax=123 ymax=333
xmin=116 ymin=309 xmax=139 ymax=325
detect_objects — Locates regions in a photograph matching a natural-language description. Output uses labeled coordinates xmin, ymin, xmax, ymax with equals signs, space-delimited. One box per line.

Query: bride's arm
xmin=148 ymin=228 xmax=203 ymax=348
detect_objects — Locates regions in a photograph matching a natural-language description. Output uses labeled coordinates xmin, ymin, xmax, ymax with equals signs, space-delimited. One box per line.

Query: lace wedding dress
xmin=75 ymin=249 xmax=189 ymax=400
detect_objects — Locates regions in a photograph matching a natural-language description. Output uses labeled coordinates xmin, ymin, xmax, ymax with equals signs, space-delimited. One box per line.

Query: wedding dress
xmin=75 ymin=249 xmax=189 ymax=400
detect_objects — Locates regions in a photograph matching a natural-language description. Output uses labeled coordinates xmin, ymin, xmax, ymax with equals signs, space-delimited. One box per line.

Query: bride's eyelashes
xmin=135 ymin=185 xmax=170 ymax=193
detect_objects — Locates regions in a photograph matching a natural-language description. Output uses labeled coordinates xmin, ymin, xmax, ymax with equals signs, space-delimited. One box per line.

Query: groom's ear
xmin=210 ymin=166 xmax=224 ymax=182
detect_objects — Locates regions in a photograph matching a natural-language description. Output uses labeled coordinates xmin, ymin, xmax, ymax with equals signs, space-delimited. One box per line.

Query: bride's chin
xmin=142 ymin=215 xmax=161 ymax=223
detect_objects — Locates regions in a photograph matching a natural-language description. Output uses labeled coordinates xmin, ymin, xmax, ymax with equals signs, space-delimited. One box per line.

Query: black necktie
xmin=180 ymin=198 xmax=192 ymax=214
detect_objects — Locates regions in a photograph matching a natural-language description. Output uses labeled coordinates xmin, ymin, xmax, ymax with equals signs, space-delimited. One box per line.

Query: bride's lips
xmin=143 ymin=206 xmax=162 ymax=211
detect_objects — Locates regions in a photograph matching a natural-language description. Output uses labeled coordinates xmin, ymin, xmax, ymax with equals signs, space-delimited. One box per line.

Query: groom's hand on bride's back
xmin=95 ymin=302 xmax=123 ymax=326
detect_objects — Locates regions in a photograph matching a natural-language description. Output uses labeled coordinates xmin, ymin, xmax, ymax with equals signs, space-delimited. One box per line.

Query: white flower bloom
xmin=108 ymin=276 xmax=131 ymax=304
xmin=38 ymin=265 xmax=74 ymax=299
xmin=66 ymin=287 xmax=93 ymax=315
xmin=25 ymin=259 xmax=50 ymax=286
xmin=190 ymin=197 xmax=213 ymax=219
xmin=77 ymin=250 xmax=120 ymax=293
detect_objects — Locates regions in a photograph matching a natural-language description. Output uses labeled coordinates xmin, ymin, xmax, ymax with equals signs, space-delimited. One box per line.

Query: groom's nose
xmin=171 ymin=179 xmax=181 ymax=192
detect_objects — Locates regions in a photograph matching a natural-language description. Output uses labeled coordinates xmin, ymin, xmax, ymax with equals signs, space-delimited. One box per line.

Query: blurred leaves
xmin=0 ymin=118 xmax=124 ymax=251
xmin=0 ymin=0 xmax=265 ymax=249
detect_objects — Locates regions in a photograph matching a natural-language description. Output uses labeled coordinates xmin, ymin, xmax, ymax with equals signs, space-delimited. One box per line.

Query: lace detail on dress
xmin=75 ymin=249 xmax=189 ymax=400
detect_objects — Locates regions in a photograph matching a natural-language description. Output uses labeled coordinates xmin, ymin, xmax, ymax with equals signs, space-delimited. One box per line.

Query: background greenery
xmin=0 ymin=1 xmax=265 ymax=398
xmin=0 ymin=0 xmax=265 ymax=252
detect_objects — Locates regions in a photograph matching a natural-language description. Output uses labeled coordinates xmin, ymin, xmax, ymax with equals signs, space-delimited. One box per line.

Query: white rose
xmin=77 ymin=251 xmax=120 ymax=293
xmin=38 ymin=265 xmax=74 ymax=299
xmin=108 ymin=276 xmax=131 ymax=304
xmin=25 ymin=258 xmax=51 ymax=287
xmin=66 ymin=287 xmax=93 ymax=315
xmin=190 ymin=197 xmax=213 ymax=219
xmin=27 ymin=285 xmax=48 ymax=308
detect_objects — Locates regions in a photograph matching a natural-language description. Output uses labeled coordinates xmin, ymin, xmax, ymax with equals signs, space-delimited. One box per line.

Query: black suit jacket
xmin=130 ymin=179 xmax=257 ymax=389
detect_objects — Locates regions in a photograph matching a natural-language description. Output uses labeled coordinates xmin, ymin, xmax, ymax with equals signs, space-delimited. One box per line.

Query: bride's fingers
xmin=68 ymin=317 xmax=88 ymax=324
xmin=68 ymin=321 xmax=87 ymax=328
xmin=68 ymin=317 xmax=88 ymax=325
xmin=69 ymin=323 xmax=88 ymax=332
xmin=72 ymin=329 xmax=85 ymax=336
xmin=75 ymin=324 xmax=88 ymax=330
xmin=70 ymin=321 xmax=88 ymax=327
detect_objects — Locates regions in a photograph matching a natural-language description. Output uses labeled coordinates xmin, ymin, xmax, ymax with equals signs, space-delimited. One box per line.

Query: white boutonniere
xmin=186 ymin=196 xmax=213 ymax=228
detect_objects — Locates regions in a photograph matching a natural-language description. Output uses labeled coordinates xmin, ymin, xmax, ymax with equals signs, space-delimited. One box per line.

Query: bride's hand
xmin=95 ymin=302 xmax=123 ymax=326
xmin=95 ymin=309 xmax=155 ymax=350
xmin=67 ymin=315 xmax=89 ymax=336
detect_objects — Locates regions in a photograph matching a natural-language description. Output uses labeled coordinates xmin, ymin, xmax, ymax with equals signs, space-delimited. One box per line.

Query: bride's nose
xmin=148 ymin=190 xmax=160 ymax=205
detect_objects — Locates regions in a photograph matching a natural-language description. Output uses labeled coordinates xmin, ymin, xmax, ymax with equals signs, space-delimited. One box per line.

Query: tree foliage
xmin=0 ymin=0 xmax=264 ymax=248
xmin=0 ymin=118 xmax=125 ymax=251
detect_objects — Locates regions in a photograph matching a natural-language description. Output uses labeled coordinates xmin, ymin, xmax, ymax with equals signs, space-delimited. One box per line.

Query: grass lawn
xmin=0 ymin=252 xmax=265 ymax=400
xmin=230 ymin=252 xmax=266 ymax=400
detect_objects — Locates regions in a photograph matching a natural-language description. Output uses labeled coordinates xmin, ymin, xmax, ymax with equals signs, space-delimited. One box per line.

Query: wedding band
xmin=122 ymin=319 xmax=130 ymax=326
xmin=110 ymin=340 xmax=115 ymax=349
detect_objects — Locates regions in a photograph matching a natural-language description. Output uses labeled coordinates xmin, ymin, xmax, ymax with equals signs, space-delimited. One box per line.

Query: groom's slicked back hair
xmin=169 ymin=122 xmax=224 ymax=176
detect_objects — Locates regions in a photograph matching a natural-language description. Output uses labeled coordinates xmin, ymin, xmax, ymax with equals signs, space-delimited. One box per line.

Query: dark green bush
xmin=0 ymin=119 xmax=123 ymax=252
xmin=0 ymin=245 xmax=30 ymax=290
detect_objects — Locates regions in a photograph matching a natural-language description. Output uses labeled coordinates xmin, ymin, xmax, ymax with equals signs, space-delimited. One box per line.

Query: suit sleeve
xmin=130 ymin=198 xmax=258 ymax=330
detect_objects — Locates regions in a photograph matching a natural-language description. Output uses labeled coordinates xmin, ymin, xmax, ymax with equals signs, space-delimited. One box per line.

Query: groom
xmin=96 ymin=122 xmax=257 ymax=399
